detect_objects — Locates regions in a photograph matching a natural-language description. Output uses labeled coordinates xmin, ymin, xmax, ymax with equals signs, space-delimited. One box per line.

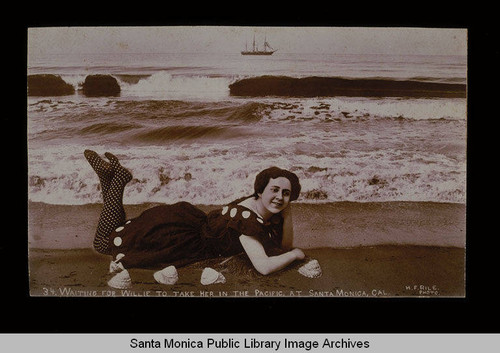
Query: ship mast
xmin=241 ymin=33 xmax=275 ymax=55
xmin=264 ymin=35 xmax=273 ymax=52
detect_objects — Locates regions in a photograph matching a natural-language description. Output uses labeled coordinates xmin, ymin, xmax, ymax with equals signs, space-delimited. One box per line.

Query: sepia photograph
xmin=27 ymin=26 xmax=467 ymax=298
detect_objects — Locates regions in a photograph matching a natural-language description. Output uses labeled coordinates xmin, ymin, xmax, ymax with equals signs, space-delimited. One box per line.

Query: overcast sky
xmin=28 ymin=26 xmax=467 ymax=56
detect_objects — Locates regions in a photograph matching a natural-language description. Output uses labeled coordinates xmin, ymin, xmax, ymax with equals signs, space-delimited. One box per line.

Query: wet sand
xmin=27 ymin=201 xmax=466 ymax=297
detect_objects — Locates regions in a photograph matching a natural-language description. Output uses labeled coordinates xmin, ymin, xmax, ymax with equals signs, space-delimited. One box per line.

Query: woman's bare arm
xmin=239 ymin=234 xmax=305 ymax=275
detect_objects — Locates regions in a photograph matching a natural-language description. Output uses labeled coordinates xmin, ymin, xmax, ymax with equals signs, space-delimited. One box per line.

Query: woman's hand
xmin=291 ymin=248 xmax=305 ymax=260
xmin=240 ymin=234 xmax=303 ymax=275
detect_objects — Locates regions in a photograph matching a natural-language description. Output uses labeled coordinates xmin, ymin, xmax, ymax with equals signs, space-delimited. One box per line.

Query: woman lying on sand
xmin=84 ymin=150 xmax=306 ymax=285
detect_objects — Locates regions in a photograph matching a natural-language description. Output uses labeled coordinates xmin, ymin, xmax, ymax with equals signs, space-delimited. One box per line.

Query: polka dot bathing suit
xmin=84 ymin=150 xmax=132 ymax=255
xmin=85 ymin=150 xmax=285 ymax=269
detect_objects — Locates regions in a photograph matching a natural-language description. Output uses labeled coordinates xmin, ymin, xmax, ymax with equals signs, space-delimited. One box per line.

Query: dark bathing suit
xmin=84 ymin=150 xmax=284 ymax=270
xmin=108 ymin=197 xmax=284 ymax=269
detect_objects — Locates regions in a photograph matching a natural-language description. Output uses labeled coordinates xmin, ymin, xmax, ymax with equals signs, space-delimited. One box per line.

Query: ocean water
xmin=27 ymin=52 xmax=467 ymax=205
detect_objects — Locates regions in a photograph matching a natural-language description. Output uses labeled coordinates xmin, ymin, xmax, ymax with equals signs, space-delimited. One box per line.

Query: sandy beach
xmin=28 ymin=201 xmax=466 ymax=298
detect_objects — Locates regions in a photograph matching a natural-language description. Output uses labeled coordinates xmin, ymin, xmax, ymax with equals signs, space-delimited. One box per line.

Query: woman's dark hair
xmin=253 ymin=166 xmax=301 ymax=201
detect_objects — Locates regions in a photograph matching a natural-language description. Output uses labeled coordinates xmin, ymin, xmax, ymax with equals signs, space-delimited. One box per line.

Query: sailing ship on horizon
xmin=241 ymin=34 xmax=276 ymax=55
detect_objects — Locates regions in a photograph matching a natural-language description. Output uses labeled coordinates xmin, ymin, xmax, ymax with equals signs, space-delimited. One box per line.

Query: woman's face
xmin=257 ymin=177 xmax=292 ymax=216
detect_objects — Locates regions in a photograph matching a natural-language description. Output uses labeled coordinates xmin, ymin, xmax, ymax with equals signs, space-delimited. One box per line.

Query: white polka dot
xmin=230 ymin=208 xmax=237 ymax=218
xmin=221 ymin=206 xmax=229 ymax=215
xmin=125 ymin=220 xmax=131 ymax=224
xmin=115 ymin=226 xmax=124 ymax=232
xmin=242 ymin=211 xmax=251 ymax=219
xmin=113 ymin=237 xmax=122 ymax=246
xmin=257 ymin=217 xmax=264 ymax=224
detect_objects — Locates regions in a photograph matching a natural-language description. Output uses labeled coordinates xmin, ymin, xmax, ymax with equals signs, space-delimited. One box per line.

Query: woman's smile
xmin=256 ymin=177 xmax=292 ymax=219
xmin=271 ymin=200 xmax=284 ymax=208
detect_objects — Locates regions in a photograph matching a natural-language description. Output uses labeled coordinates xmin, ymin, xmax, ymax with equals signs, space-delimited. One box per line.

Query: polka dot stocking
xmin=84 ymin=149 xmax=113 ymax=196
xmin=85 ymin=150 xmax=133 ymax=255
